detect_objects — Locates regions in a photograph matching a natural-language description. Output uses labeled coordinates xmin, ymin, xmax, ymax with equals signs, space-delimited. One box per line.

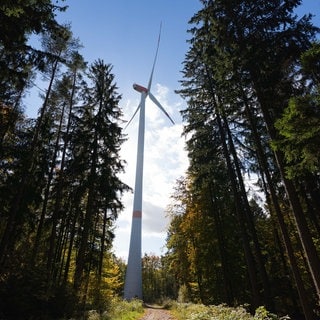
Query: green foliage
xmin=166 ymin=176 xmax=250 ymax=306
xmin=273 ymin=43 xmax=320 ymax=179
xmin=178 ymin=284 xmax=191 ymax=303
xmin=0 ymin=0 xmax=67 ymax=104
xmin=100 ymin=298 xmax=144 ymax=320
xmin=273 ymin=95 xmax=320 ymax=178
xmin=300 ymin=41 xmax=320 ymax=83
xmin=172 ymin=304 xmax=288 ymax=320
xmin=254 ymin=306 xmax=285 ymax=320
xmin=71 ymin=59 xmax=129 ymax=293
xmin=142 ymin=253 xmax=177 ymax=302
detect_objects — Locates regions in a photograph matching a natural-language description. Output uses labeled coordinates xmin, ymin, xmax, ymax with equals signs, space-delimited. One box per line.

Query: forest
xmin=0 ymin=0 xmax=320 ymax=319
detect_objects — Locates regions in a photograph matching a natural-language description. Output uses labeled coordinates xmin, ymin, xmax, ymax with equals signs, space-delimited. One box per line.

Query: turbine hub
xmin=133 ymin=83 xmax=148 ymax=93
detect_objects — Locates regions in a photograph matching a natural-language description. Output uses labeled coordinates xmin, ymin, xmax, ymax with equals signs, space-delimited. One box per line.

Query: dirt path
xmin=139 ymin=306 xmax=177 ymax=320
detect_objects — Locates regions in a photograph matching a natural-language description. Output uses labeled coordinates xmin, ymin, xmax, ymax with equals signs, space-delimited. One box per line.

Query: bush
xmin=177 ymin=284 xmax=190 ymax=303
xmin=172 ymin=303 xmax=289 ymax=320
xmin=161 ymin=297 xmax=176 ymax=310
xmin=86 ymin=298 xmax=144 ymax=320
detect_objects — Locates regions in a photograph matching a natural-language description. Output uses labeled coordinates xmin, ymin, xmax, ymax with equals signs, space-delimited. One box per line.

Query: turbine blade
xmin=147 ymin=22 xmax=162 ymax=92
xmin=149 ymin=91 xmax=175 ymax=125
xmin=124 ymin=101 xmax=142 ymax=130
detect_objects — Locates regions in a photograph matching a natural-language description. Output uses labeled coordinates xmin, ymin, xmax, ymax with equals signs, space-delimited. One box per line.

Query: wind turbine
xmin=123 ymin=24 xmax=174 ymax=300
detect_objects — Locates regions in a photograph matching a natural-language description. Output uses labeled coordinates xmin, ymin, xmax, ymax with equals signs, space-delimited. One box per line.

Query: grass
xmin=87 ymin=298 xmax=145 ymax=320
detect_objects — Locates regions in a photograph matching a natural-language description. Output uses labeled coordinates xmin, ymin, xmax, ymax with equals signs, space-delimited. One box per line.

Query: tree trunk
xmin=209 ymin=184 xmax=234 ymax=305
xmin=216 ymin=108 xmax=261 ymax=308
xmin=0 ymin=58 xmax=60 ymax=270
xmin=47 ymin=69 xmax=78 ymax=279
xmin=74 ymin=125 xmax=99 ymax=290
xmin=32 ymin=101 xmax=66 ymax=265
xmin=243 ymin=86 xmax=317 ymax=318
xmin=222 ymin=109 xmax=274 ymax=311
xmin=260 ymin=98 xmax=320 ymax=302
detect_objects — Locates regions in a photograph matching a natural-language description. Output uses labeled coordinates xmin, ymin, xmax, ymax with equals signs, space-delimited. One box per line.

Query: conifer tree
xmin=70 ymin=60 xmax=129 ymax=299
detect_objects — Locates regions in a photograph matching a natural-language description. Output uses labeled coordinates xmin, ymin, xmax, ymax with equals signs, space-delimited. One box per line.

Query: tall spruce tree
xmin=70 ymin=60 xmax=129 ymax=298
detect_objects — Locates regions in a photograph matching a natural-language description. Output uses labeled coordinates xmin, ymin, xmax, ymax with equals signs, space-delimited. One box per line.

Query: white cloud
xmin=114 ymin=83 xmax=188 ymax=260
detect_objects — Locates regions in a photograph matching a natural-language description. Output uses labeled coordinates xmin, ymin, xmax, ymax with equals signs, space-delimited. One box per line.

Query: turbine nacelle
xmin=133 ymin=83 xmax=148 ymax=93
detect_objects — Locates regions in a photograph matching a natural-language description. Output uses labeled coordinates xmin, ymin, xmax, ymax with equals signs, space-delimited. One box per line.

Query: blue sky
xmin=54 ymin=0 xmax=202 ymax=260
xmin=26 ymin=0 xmax=320 ymax=260
xmin=56 ymin=0 xmax=201 ymax=113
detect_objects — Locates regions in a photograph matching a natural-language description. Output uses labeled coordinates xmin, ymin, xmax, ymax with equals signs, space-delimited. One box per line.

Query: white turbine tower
xmin=123 ymin=24 xmax=174 ymax=300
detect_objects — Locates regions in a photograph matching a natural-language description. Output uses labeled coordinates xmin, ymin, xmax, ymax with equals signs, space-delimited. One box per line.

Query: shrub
xmin=93 ymin=297 xmax=144 ymax=320
xmin=172 ymin=303 xmax=289 ymax=320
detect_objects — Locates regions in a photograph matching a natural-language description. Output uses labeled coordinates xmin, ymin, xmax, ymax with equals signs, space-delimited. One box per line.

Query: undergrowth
xmin=87 ymin=298 xmax=144 ymax=320
xmin=85 ymin=299 xmax=290 ymax=320
xmin=171 ymin=303 xmax=290 ymax=320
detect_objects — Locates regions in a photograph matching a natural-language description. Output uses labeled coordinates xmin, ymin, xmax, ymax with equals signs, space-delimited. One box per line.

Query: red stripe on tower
xmin=133 ymin=210 xmax=142 ymax=218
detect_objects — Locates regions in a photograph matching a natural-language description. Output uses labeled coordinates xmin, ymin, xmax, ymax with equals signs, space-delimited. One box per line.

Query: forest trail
xmin=139 ymin=305 xmax=177 ymax=320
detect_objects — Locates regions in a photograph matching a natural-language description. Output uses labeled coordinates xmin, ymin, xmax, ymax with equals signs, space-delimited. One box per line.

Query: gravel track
xmin=139 ymin=307 xmax=176 ymax=320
